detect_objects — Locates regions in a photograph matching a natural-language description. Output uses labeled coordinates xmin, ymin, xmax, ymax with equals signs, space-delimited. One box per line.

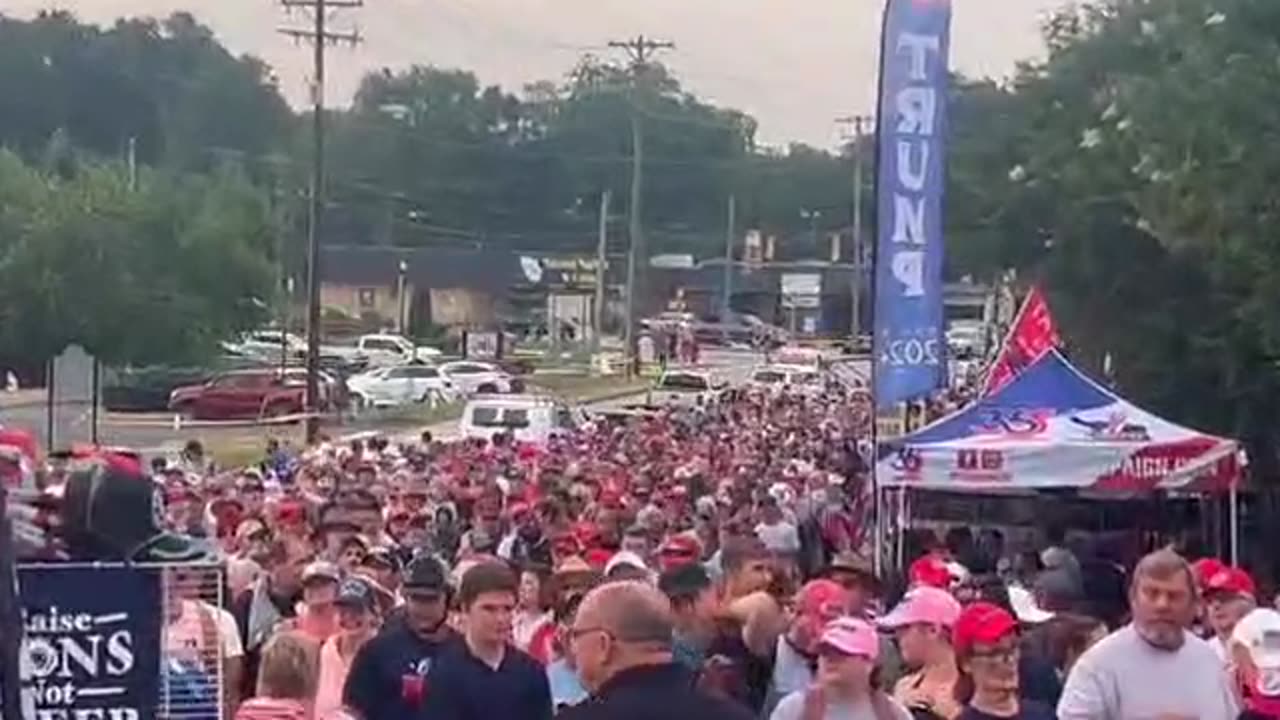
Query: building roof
xmin=320 ymin=246 xmax=531 ymax=291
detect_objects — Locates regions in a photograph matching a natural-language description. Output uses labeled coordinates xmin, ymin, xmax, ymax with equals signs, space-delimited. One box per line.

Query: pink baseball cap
xmin=818 ymin=617 xmax=880 ymax=660
xmin=878 ymin=586 xmax=962 ymax=630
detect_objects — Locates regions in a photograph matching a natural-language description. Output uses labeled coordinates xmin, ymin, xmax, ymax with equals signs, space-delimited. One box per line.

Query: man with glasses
xmin=560 ymin=580 xmax=752 ymax=720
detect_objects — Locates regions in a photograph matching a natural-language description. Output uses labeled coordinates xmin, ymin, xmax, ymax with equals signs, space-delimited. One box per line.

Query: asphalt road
xmin=0 ymin=348 xmax=774 ymax=457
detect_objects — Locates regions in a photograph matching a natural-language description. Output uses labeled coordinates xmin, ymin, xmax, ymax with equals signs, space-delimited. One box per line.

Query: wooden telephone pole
xmin=279 ymin=0 xmax=361 ymax=442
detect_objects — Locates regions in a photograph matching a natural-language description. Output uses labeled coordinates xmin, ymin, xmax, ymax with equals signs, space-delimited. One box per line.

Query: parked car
xmin=438 ymin=361 xmax=512 ymax=396
xmin=458 ymin=395 xmax=583 ymax=445
xmin=223 ymin=330 xmax=305 ymax=362
xmin=103 ymin=357 xmax=268 ymax=412
xmin=691 ymin=321 xmax=756 ymax=348
xmin=646 ymin=369 xmax=725 ymax=407
xmin=347 ymin=365 xmax=455 ymax=408
xmin=167 ymin=368 xmax=341 ymax=420
xmin=227 ymin=330 xmax=369 ymax=375
xmin=320 ymin=333 xmax=440 ymax=369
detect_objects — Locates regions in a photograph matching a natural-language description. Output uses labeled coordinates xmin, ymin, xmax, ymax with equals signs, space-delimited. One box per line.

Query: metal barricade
xmin=160 ymin=563 xmax=227 ymax=720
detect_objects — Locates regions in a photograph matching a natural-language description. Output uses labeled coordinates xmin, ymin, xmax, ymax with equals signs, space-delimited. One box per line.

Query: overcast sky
xmin=9 ymin=0 xmax=1069 ymax=146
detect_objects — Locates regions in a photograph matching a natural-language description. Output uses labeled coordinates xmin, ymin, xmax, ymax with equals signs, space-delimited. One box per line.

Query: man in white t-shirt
xmin=755 ymin=496 xmax=799 ymax=556
xmin=1057 ymin=549 xmax=1239 ymax=720
xmin=164 ymin=570 xmax=245 ymax=712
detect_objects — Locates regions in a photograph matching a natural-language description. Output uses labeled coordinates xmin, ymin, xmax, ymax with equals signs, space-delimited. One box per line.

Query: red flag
xmin=981 ymin=287 xmax=1061 ymax=396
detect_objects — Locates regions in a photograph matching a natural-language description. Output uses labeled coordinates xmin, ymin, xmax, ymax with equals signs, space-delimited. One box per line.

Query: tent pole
xmin=896 ymin=488 xmax=908 ymax=569
xmin=1229 ymin=485 xmax=1240 ymax=566
xmin=873 ymin=487 xmax=883 ymax=578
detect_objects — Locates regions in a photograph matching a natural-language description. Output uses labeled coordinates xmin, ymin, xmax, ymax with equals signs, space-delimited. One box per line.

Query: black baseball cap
xmin=659 ymin=563 xmax=713 ymax=603
xmin=335 ymin=577 xmax=376 ymax=613
xmin=403 ymin=556 xmax=447 ymax=599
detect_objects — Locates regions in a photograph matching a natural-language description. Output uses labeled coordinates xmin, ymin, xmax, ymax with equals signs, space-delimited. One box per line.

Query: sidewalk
xmin=0 ymin=389 xmax=45 ymax=410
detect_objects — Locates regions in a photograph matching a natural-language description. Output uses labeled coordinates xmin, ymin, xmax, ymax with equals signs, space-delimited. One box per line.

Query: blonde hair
xmin=256 ymin=631 xmax=319 ymax=700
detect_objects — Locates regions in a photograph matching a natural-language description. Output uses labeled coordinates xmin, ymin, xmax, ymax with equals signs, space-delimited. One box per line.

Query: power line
xmin=277 ymin=0 xmax=362 ymax=444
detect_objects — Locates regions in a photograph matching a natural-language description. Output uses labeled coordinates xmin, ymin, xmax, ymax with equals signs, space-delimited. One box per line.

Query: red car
xmin=167 ymin=369 xmax=328 ymax=420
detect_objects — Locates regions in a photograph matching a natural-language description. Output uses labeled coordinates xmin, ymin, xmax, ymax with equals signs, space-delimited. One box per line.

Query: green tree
xmin=0 ymin=11 xmax=292 ymax=170
xmin=0 ymin=149 xmax=276 ymax=368
xmin=943 ymin=0 xmax=1280 ymax=479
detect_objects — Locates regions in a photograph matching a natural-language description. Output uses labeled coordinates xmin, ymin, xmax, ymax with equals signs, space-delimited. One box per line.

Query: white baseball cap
xmin=1233 ymin=608 xmax=1280 ymax=697
xmin=1008 ymin=584 xmax=1055 ymax=624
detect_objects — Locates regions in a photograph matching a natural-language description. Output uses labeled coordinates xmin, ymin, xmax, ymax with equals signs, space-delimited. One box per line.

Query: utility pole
xmin=279 ymin=0 xmax=361 ymax=443
xmin=722 ymin=194 xmax=736 ymax=316
xmin=593 ymin=189 xmax=611 ymax=353
xmin=838 ymin=114 xmax=872 ymax=339
xmin=127 ymin=136 xmax=137 ymax=191
xmin=609 ymin=35 xmax=673 ymax=369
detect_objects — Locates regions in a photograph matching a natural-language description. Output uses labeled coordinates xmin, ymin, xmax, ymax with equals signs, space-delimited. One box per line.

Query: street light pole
xmin=397 ymin=259 xmax=408 ymax=335
xmin=722 ymin=194 xmax=736 ymax=317
xmin=593 ymin=189 xmax=611 ymax=353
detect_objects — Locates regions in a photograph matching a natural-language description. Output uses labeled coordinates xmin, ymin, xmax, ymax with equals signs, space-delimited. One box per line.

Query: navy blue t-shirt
xmin=342 ymin=618 xmax=452 ymax=720
xmin=420 ymin=640 xmax=552 ymax=720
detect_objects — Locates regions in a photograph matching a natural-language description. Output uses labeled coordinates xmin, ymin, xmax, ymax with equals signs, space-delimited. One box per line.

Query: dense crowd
xmin=6 ymin=369 xmax=1278 ymax=720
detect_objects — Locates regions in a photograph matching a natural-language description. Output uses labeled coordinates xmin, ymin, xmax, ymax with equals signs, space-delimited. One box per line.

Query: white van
xmin=458 ymin=395 xmax=582 ymax=445
xmin=750 ymin=364 xmax=825 ymax=395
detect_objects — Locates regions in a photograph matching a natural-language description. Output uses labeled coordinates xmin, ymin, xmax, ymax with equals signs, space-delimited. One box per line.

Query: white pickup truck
xmin=322 ymin=333 xmax=443 ymax=368
xmin=646 ymin=369 xmax=726 ymax=407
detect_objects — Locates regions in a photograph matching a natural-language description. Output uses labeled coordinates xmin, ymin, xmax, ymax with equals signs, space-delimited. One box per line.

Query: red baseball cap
xmin=1205 ymin=566 xmax=1256 ymax=599
xmin=1192 ymin=557 xmax=1228 ymax=590
xmin=584 ymin=548 xmax=614 ymax=570
xmin=795 ymin=580 xmax=849 ymax=622
xmin=909 ymin=554 xmax=953 ymax=589
xmin=274 ymin=500 xmax=308 ymax=526
xmin=953 ymin=602 xmax=1019 ymax=656
xmin=658 ymin=535 xmax=701 ymax=568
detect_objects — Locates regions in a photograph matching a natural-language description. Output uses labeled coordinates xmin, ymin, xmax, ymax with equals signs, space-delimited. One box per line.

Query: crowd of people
xmin=7 ymin=364 xmax=1280 ymax=720
xmin=149 ymin=374 xmax=879 ymax=719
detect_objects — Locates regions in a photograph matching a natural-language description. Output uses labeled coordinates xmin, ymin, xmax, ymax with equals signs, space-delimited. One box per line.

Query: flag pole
xmin=868 ymin=0 xmax=892 ymax=579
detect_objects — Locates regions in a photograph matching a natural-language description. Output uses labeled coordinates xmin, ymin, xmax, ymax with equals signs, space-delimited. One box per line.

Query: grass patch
xmin=529 ymin=374 xmax=649 ymax=401
xmin=347 ymin=400 xmax=466 ymax=429
xmin=206 ymin=426 xmax=304 ymax=469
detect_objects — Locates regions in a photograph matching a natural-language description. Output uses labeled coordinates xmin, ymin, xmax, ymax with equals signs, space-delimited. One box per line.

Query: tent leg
xmin=896 ymin=488 xmax=908 ymax=570
xmin=873 ymin=487 xmax=883 ymax=578
xmin=1229 ymin=486 xmax=1240 ymax=566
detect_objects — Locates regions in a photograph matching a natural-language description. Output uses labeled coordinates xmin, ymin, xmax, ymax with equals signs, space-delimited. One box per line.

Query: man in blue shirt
xmin=422 ymin=561 xmax=552 ymax=720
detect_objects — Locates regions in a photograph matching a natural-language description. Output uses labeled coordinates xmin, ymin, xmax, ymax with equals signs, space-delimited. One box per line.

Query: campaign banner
xmin=17 ymin=564 xmax=161 ymax=720
xmin=981 ymin=286 xmax=1061 ymax=396
xmin=873 ymin=0 xmax=952 ymax=411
